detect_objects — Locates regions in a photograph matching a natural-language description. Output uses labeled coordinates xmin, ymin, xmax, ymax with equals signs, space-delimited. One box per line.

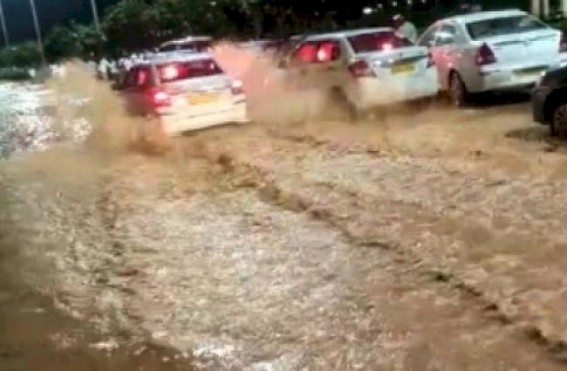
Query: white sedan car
xmin=418 ymin=9 xmax=566 ymax=106
xmin=275 ymin=27 xmax=439 ymax=119
xmin=115 ymin=52 xmax=248 ymax=137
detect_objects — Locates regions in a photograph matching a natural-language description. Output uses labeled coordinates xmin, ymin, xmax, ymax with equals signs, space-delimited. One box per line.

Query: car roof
xmin=303 ymin=27 xmax=394 ymax=41
xmin=160 ymin=36 xmax=212 ymax=47
xmin=445 ymin=9 xmax=527 ymax=24
xmin=133 ymin=52 xmax=217 ymax=67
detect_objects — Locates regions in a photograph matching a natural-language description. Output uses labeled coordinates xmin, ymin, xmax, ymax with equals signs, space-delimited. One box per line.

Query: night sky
xmin=1 ymin=0 xmax=118 ymax=44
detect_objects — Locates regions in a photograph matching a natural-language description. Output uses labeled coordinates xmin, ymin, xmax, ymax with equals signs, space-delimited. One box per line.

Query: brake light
xmin=475 ymin=43 xmax=496 ymax=65
xmin=151 ymin=89 xmax=171 ymax=107
xmin=230 ymin=79 xmax=244 ymax=95
xmin=560 ymin=32 xmax=567 ymax=53
xmin=160 ymin=64 xmax=178 ymax=81
xmin=348 ymin=60 xmax=375 ymax=78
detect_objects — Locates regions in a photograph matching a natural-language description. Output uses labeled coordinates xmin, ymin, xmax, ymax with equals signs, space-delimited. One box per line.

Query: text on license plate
xmin=514 ymin=68 xmax=545 ymax=77
xmin=391 ymin=63 xmax=415 ymax=74
xmin=187 ymin=92 xmax=220 ymax=105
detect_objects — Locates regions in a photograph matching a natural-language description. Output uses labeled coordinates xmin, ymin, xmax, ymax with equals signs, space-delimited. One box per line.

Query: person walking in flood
xmin=393 ymin=14 xmax=418 ymax=43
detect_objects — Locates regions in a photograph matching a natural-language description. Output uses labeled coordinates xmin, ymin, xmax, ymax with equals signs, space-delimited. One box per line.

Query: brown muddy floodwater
xmin=0 ymin=241 xmax=193 ymax=371
xmin=5 ymin=59 xmax=567 ymax=370
xmin=0 ymin=79 xmax=193 ymax=371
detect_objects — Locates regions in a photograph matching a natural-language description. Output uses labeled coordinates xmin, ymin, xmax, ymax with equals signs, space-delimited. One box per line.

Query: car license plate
xmin=514 ymin=67 xmax=545 ymax=77
xmin=187 ymin=92 xmax=220 ymax=105
xmin=391 ymin=63 xmax=415 ymax=74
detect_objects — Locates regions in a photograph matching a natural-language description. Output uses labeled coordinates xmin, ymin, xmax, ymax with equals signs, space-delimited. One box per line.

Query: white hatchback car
xmin=275 ymin=27 xmax=439 ymax=118
xmin=418 ymin=9 xmax=566 ymax=106
xmin=115 ymin=52 xmax=248 ymax=136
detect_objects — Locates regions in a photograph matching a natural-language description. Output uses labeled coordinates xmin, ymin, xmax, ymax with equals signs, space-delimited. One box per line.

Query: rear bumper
xmin=160 ymin=102 xmax=249 ymax=134
xmin=472 ymin=65 xmax=554 ymax=93
xmin=532 ymin=86 xmax=552 ymax=125
xmin=347 ymin=68 xmax=439 ymax=109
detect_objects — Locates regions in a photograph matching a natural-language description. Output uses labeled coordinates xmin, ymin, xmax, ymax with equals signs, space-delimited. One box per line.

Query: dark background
xmin=3 ymin=0 xmax=117 ymax=43
xmin=2 ymin=0 xmax=528 ymax=44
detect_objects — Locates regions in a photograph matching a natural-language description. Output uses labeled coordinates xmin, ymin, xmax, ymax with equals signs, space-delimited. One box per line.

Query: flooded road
xmin=3 ymin=61 xmax=567 ymax=369
xmin=0 ymin=81 xmax=193 ymax=371
xmin=0 ymin=273 xmax=191 ymax=371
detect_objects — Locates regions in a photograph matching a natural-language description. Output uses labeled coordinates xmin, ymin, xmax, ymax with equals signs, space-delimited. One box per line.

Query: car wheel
xmin=449 ymin=72 xmax=468 ymax=108
xmin=551 ymin=102 xmax=567 ymax=138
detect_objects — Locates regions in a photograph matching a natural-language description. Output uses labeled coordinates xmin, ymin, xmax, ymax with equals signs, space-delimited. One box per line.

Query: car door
xmin=419 ymin=22 xmax=461 ymax=90
xmin=433 ymin=23 xmax=460 ymax=90
xmin=418 ymin=24 xmax=443 ymax=84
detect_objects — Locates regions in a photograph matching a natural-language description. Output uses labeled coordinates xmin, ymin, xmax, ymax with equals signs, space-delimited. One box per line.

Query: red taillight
xmin=150 ymin=89 xmax=171 ymax=107
xmin=160 ymin=64 xmax=179 ymax=81
xmin=560 ymin=32 xmax=567 ymax=53
xmin=348 ymin=60 xmax=375 ymax=78
xmin=230 ymin=79 xmax=244 ymax=95
xmin=475 ymin=43 xmax=496 ymax=65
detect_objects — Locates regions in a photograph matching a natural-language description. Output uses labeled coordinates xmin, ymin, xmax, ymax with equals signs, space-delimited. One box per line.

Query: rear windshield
xmin=348 ymin=31 xmax=413 ymax=53
xmin=157 ymin=59 xmax=223 ymax=83
xmin=466 ymin=15 xmax=547 ymax=40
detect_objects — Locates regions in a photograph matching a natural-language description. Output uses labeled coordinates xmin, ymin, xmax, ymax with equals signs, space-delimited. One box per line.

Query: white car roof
xmin=160 ymin=36 xmax=212 ymax=47
xmin=304 ymin=27 xmax=395 ymax=41
xmin=135 ymin=52 xmax=217 ymax=66
xmin=445 ymin=9 xmax=528 ymax=24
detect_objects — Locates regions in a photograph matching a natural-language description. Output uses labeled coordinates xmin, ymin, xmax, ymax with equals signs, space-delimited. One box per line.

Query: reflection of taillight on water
xmin=150 ymin=88 xmax=171 ymax=107
xmin=230 ymin=79 xmax=244 ymax=95
xmin=559 ymin=32 xmax=567 ymax=53
xmin=475 ymin=43 xmax=497 ymax=65
xmin=348 ymin=60 xmax=376 ymax=78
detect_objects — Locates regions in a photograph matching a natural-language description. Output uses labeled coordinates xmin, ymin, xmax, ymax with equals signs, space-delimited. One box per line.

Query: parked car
xmin=274 ymin=27 xmax=439 ymax=119
xmin=418 ymin=9 xmax=567 ymax=106
xmin=532 ymin=65 xmax=567 ymax=136
xmin=158 ymin=36 xmax=213 ymax=53
xmin=113 ymin=52 xmax=248 ymax=138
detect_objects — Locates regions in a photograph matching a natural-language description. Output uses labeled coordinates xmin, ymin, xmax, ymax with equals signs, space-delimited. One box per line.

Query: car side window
xmin=293 ymin=41 xmax=318 ymax=63
xmin=436 ymin=24 xmax=458 ymax=46
xmin=418 ymin=26 xmax=438 ymax=47
xmin=316 ymin=40 xmax=341 ymax=62
xmin=292 ymin=40 xmax=341 ymax=64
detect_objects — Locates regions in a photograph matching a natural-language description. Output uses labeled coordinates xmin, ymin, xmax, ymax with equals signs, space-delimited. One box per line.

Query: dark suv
xmin=533 ymin=65 xmax=567 ymax=136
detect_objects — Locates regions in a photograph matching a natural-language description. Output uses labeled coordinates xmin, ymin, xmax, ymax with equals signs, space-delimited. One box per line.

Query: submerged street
xmin=2 ymin=62 xmax=567 ymax=369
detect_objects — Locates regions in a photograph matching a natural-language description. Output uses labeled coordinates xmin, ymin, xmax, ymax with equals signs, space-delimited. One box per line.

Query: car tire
xmin=550 ymin=102 xmax=567 ymax=138
xmin=448 ymin=72 xmax=468 ymax=108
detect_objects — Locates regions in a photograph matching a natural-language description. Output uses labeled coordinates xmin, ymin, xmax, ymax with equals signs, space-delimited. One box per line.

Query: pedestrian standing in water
xmin=393 ymin=14 xmax=418 ymax=43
